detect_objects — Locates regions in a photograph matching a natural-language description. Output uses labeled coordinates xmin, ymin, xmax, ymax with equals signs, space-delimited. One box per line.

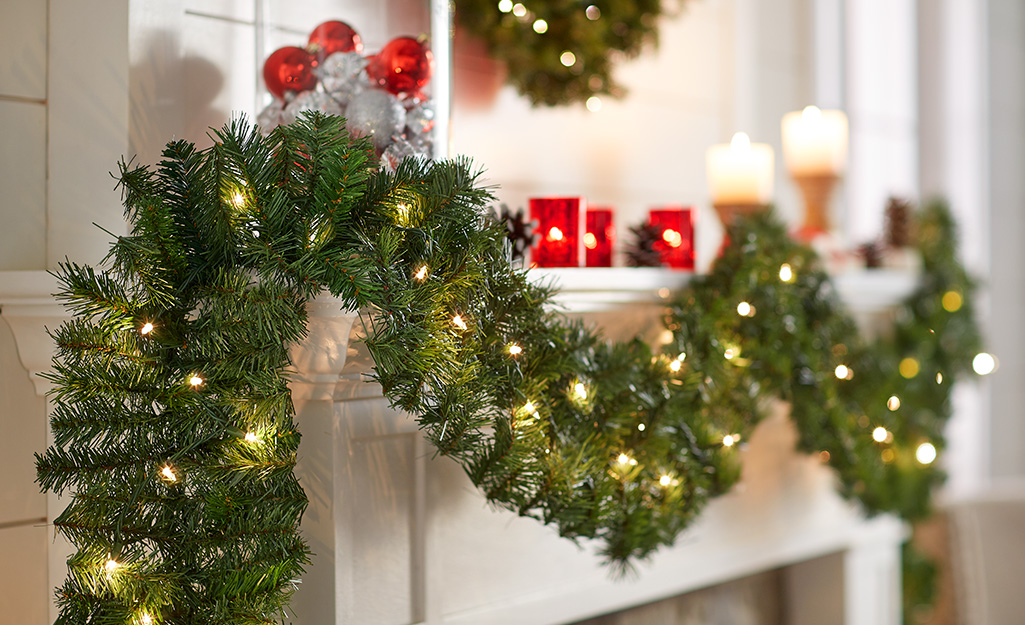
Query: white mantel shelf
xmin=0 ymin=267 xmax=912 ymax=625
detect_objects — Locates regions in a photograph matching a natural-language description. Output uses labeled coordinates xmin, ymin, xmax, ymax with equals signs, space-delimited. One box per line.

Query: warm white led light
xmin=887 ymin=395 xmax=901 ymax=411
xmin=161 ymin=465 xmax=177 ymax=482
xmin=586 ymin=96 xmax=602 ymax=112
xmin=973 ymin=352 xmax=997 ymax=375
xmin=560 ymin=51 xmax=576 ymax=67
xmin=659 ymin=475 xmax=672 ymax=487
xmin=872 ymin=426 xmax=888 ymax=443
xmin=414 ymin=265 xmax=428 ymax=281
xmin=533 ymin=19 xmax=548 ymax=33
xmin=452 ymin=315 xmax=468 ymax=331
xmin=722 ymin=435 xmax=735 ymax=447
xmin=189 ymin=375 xmax=203 ymax=387
xmin=737 ymin=301 xmax=752 ymax=317
xmin=834 ymin=364 xmax=850 ymax=380
xmin=637 ymin=423 xmax=646 ymax=431
xmin=104 ymin=559 xmax=119 ymax=573
xmin=498 ymin=0 xmax=513 ymax=12
xmin=617 ymin=453 xmax=630 ymax=465
xmin=669 ymin=359 xmax=682 ymax=372
xmin=916 ymin=442 xmax=937 ymax=465
xmin=508 ymin=343 xmax=522 ymax=355
xmin=244 ymin=432 xmax=260 ymax=444
xmin=574 ymin=382 xmax=587 ymax=400
xmin=140 ymin=322 xmax=154 ymax=335
xmin=779 ymin=263 xmax=794 ymax=282
xmin=512 ymin=3 xmax=527 ymax=17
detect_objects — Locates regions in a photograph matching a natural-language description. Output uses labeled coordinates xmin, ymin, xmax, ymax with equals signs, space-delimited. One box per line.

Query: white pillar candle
xmin=781 ymin=106 xmax=849 ymax=175
xmin=706 ymin=132 xmax=775 ymax=205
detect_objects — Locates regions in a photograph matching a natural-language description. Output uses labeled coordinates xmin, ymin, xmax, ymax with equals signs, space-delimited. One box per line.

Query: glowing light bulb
xmin=669 ymin=359 xmax=682 ymax=372
xmin=140 ymin=322 xmax=154 ymax=335
xmin=722 ymin=434 xmax=736 ymax=447
xmin=973 ymin=352 xmax=997 ymax=375
xmin=834 ymin=364 xmax=850 ymax=380
xmin=586 ymin=96 xmax=602 ymax=112
xmin=512 ymin=3 xmax=527 ymax=17
xmin=584 ymin=232 xmax=597 ymax=249
xmin=659 ymin=475 xmax=672 ymax=487
xmin=574 ymin=382 xmax=587 ymax=400
xmin=508 ymin=343 xmax=522 ymax=356
xmin=533 ymin=19 xmax=548 ymax=33
xmin=140 ymin=613 xmax=153 ymax=625
xmin=662 ymin=228 xmax=682 ymax=248
xmin=736 ymin=301 xmax=753 ymax=317
xmin=560 ymin=51 xmax=576 ymax=67
xmin=452 ymin=315 xmax=467 ymax=331
xmin=585 ymin=4 xmax=600 ymax=19
xmin=899 ymin=357 xmax=920 ymax=379
xmin=498 ymin=0 xmax=513 ymax=12
xmin=942 ymin=290 xmax=963 ymax=312
xmin=547 ymin=226 xmax=564 ymax=242
xmin=161 ymin=465 xmax=177 ymax=482
xmin=936 ymin=372 xmax=944 ymax=384
xmin=872 ymin=426 xmax=888 ymax=443
xmin=916 ymin=442 xmax=937 ymax=465
xmin=887 ymin=395 xmax=901 ymax=411
xmin=189 ymin=375 xmax=204 ymax=387
xmin=779 ymin=263 xmax=794 ymax=282
xmin=230 ymin=191 xmax=246 ymax=209
xmin=617 ymin=453 xmax=630 ymax=465
xmin=523 ymin=401 xmax=535 ymax=414
xmin=637 ymin=423 xmax=646 ymax=431
xmin=657 ymin=287 xmax=670 ymax=299
xmin=104 ymin=559 xmax=119 ymax=573
xmin=414 ymin=265 xmax=428 ymax=281
xmin=244 ymin=432 xmax=260 ymax=444
xmin=724 ymin=348 xmax=737 ymax=360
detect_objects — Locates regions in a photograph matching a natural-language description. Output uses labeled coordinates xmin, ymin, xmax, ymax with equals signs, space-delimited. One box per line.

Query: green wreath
xmin=455 ymin=0 xmax=673 ymax=106
xmin=37 ymin=114 xmax=980 ymax=623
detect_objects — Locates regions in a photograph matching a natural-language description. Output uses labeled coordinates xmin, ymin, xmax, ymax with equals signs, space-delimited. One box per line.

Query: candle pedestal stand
xmin=713 ymin=202 xmax=767 ymax=228
xmin=793 ymin=173 xmax=839 ymax=242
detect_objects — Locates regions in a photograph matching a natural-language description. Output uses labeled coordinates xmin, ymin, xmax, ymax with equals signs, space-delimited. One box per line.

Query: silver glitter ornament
xmin=256 ymin=101 xmax=285 ymax=134
xmin=318 ymin=52 xmax=369 ymax=105
xmin=281 ymin=90 xmax=344 ymax=125
xmin=347 ymin=90 xmax=406 ymax=151
xmin=405 ymin=101 xmax=435 ymax=137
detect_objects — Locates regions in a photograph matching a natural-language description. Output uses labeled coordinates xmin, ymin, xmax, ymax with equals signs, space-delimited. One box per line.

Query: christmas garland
xmin=455 ymin=0 xmax=673 ymax=107
xmin=36 ymin=114 xmax=981 ymax=624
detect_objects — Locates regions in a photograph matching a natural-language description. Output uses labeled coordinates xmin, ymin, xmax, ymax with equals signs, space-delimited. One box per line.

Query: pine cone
xmin=493 ymin=204 xmax=538 ymax=263
xmin=625 ymin=222 xmax=664 ymax=267
xmin=857 ymin=240 xmax=884 ymax=269
xmin=885 ymin=197 xmax=913 ymax=248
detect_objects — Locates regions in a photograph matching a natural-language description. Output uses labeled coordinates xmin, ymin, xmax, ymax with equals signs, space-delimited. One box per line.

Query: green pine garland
xmin=455 ymin=0 xmax=672 ymax=107
xmin=37 ymin=113 xmax=981 ymax=623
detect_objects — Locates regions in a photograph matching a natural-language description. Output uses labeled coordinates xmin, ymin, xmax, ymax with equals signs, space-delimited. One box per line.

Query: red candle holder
xmin=585 ymin=208 xmax=615 ymax=267
xmin=649 ymin=206 xmax=695 ymax=270
xmin=529 ymin=197 xmax=586 ymax=267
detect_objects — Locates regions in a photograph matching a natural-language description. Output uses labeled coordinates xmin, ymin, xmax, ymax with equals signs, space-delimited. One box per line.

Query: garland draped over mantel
xmin=36 ymin=114 xmax=981 ymax=624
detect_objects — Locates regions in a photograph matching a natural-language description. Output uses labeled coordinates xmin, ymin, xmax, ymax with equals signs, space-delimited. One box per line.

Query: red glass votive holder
xmin=585 ymin=208 xmax=615 ymax=267
xmin=649 ymin=206 xmax=695 ymax=270
xmin=530 ymin=197 xmax=586 ymax=267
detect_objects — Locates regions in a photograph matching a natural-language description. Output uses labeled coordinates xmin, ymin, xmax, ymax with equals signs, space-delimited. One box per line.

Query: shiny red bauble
xmin=263 ymin=46 xmax=318 ymax=100
xmin=366 ymin=36 xmax=434 ymax=95
xmin=308 ymin=20 xmax=363 ymax=64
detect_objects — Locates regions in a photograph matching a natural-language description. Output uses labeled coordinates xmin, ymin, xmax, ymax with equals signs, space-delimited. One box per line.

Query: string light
xmin=669 ymin=359 xmax=683 ymax=373
xmin=522 ymin=401 xmax=536 ymax=415
xmin=887 ymin=395 xmax=901 ymax=411
xmin=724 ymin=348 xmax=737 ymax=360
xmin=560 ymin=51 xmax=576 ymax=67
xmin=104 ymin=558 xmax=119 ymax=573
xmin=452 ymin=315 xmax=468 ymax=331
xmin=916 ymin=442 xmax=937 ymax=465
xmin=736 ymin=301 xmax=753 ymax=317
xmin=637 ymin=423 xmax=646 ymax=431
xmin=583 ymin=232 xmax=597 ymax=249
xmin=834 ymin=364 xmax=852 ymax=380
xmin=508 ymin=343 xmax=523 ymax=356
xmin=936 ymin=372 xmax=943 ymax=384
xmin=244 ymin=432 xmax=260 ymax=444
xmin=662 ymin=229 xmax=683 ymax=248
xmin=140 ymin=614 xmax=153 ymax=625
xmin=872 ymin=426 xmax=889 ymax=443
xmin=657 ymin=287 xmax=670 ymax=299
xmin=512 ymin=3 xmax=527 ymax=17
xmin=230 ymin=191 xmax=246 ymax=210
xmin=189 ymin=375 xmax=204 ymax=387
xmin=899 ymin=357 xmax=920 ymax=378
xmin=547 ymin=226 xmax=564 ymax=242
xmin=161 ymin=465 xmax=177 ymax=482
xmin=942 ymin=290 xmax=963 ymax=312
xmin=498 ymin=0 xmax=513 ymax=12
xmin=585 ymin=4 xmax=600 ymax=19
xmin=414 ymin=265 xmax=428 ymax=281
xmin=615 ymin=453 xmax=637 ymax=467
xmin=722 ymin=434 xmax=736 ymax=447
xmin=574 ymin=382 xmax=587 ymax=400
xmin=140 ymin=322 xmax=154 ymax=335
xmin=973 ymin=352 xmax=997 ymax=375
xmin=533 ymin=19 xmax=548 ymax=33
xmin=586 ymin=96 xmax=602 ymax=112
xmin=659 ymin=474 xmax=672 ymax=487
xmin=779 ymin=263 xmax=794 ymax=282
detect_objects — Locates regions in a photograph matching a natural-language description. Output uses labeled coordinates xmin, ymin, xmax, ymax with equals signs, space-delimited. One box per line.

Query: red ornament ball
xmin=263 ymin=46 xmax=317 ymax=100
xmin=366 ymin=36 xmax=434 ymax=95
xmin=308 ymin=20 xmax=363 ymax=63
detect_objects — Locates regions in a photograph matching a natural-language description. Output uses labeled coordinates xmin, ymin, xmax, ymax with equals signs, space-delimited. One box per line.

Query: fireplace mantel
xmin=0 ymin=268 xmax=911 ymax=625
